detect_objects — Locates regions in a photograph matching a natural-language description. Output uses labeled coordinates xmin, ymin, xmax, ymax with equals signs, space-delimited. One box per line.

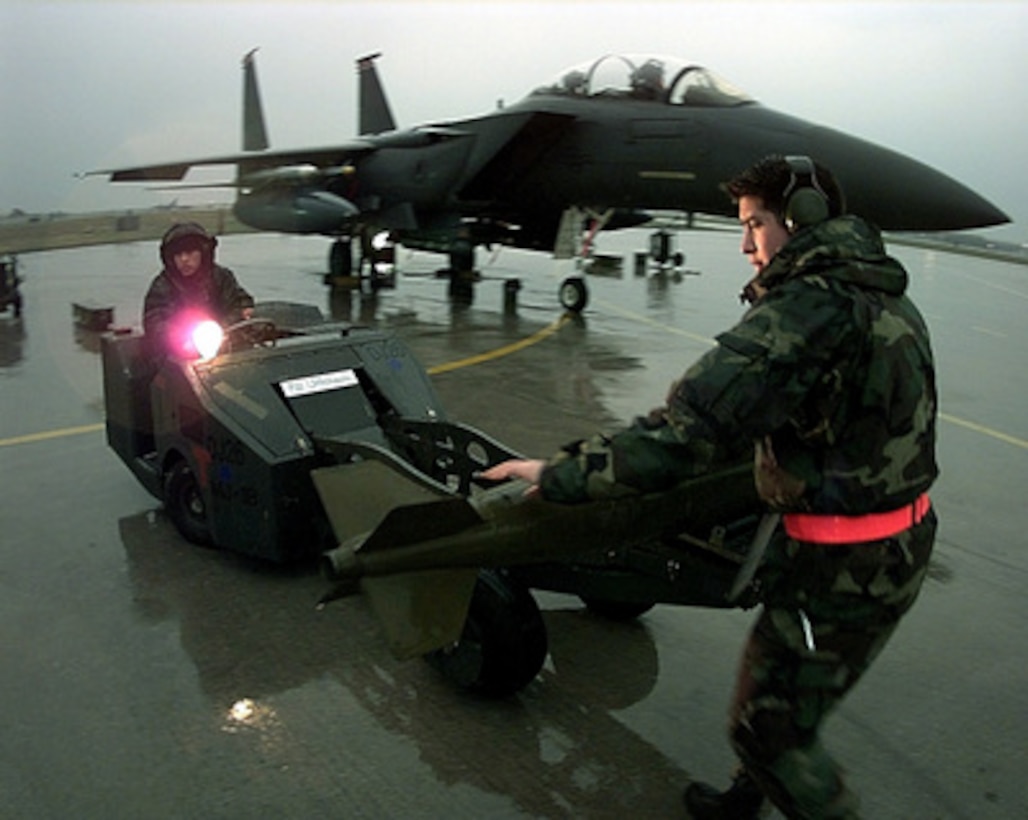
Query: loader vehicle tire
xmin=165 ymin=460 xmax=213 ymax=547
xmin=425 ymin=569 xmax=547 ymax=697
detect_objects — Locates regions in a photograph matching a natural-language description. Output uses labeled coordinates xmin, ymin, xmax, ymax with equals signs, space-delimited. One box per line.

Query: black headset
xmin=782 ymin=155 xmax=829 ymax=232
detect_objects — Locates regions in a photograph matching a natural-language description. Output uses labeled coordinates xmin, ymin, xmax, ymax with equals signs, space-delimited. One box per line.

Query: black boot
xmin=683 ymin=772 xmax=763 ymax=819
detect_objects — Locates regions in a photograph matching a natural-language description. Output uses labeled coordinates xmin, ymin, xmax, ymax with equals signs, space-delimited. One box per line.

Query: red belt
xmin=783 ymin=493 xmax=931 ymax=544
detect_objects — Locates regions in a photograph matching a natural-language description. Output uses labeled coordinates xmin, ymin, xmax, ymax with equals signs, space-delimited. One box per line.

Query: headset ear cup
xmin=785 ymin=187 xmax=830 ymax=231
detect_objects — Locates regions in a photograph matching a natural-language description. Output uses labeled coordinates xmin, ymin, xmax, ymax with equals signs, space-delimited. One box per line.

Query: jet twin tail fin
xmin=244 ymin=50 xmax=398 ymax=146
xmin=357 ymin=52 xmax=397 ymax=136
xmin=242 ymin=48 xmax=270 ymax=152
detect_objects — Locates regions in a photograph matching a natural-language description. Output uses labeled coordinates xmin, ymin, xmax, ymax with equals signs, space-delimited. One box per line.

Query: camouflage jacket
xmin=143 ymin=263 xmax=254 ymax=345
xmin=539 ymin=216 xmax=938 ymax=514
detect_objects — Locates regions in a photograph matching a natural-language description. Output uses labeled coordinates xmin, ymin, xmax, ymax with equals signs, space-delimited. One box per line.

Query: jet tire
xmin=559 ymin=276 xmax=588 ymax=312
xmin=329 ymin=239 xmax=353 ymax=278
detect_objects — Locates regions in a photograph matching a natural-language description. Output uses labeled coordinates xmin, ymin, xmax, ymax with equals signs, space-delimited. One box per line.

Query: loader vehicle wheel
xmin=165 ymin=460 xmax=213 ymax=546
xmin=425 ymin=569 xmax=548 ymax=698
xmin=580 ymin=597 xmax=655 ymax=621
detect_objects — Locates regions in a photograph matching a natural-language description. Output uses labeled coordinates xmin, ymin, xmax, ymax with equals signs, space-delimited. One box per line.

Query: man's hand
xmin=478 ymin=459 xmax=546 ymax=496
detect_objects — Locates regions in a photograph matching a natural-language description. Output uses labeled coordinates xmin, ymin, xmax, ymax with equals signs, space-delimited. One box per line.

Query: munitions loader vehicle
xmin=103 ymin=303 xmax=763 ymax=697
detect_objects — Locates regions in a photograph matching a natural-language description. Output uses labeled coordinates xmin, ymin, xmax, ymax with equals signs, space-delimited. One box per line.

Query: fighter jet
xmin=95 ymin=51 xmax=1008 ymax=310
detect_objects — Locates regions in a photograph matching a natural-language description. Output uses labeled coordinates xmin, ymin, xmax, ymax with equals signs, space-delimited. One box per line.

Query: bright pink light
xmin=166 ymin=311 xmax=222 ymax=360
xmin=191 ymin=320 xmax=224 ymax=361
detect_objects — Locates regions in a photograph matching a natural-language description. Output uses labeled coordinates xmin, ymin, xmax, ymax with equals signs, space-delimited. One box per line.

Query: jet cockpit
xmin=533 ymin=54 xmax=753 ymax=107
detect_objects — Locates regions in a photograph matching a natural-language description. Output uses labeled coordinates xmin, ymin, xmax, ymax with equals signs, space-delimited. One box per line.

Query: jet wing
xmin=91 ymin=140 xmax=380 ymax=183
xmin=94 ymin=124 xmax=480 ymax=183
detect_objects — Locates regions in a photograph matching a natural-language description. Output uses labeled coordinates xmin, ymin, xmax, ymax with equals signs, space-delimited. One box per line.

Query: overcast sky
xmin=1 ymin=0 xmax=1024 ymax=241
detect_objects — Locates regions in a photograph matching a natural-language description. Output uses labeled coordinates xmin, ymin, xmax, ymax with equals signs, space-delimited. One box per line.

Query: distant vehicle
xmin=0 ymin=255 xmax=23 ymax=318
xmin=93 ymin=51 xmax=1008 ymax=311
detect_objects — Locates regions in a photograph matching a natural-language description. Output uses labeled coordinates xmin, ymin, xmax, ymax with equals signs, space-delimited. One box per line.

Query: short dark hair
xmin=724 ymin=155 xmax=845 ymax=222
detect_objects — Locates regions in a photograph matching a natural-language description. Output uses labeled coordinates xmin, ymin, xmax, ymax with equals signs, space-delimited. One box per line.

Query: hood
xmin=761 ymin=215 xmax=908 ymax=296
xmin=159 ymin=222 xmax=218 ymax=276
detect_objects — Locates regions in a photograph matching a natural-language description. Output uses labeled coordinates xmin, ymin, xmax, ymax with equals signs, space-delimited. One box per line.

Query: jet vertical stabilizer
xmin=242 ymin=48 xmax=270 ymax=152
xmin=357 ymin=52 xmax=397 ymax=135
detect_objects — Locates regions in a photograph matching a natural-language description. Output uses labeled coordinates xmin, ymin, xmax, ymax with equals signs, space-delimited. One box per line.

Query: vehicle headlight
xmin=191 ymin=320 xmax=224 ymax=361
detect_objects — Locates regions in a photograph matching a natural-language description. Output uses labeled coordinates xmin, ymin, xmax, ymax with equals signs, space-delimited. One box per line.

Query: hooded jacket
xmin=142 ymin=223 xmax=254 ymax=348
xmin=539 ymin=215 xmax=938 ymax=515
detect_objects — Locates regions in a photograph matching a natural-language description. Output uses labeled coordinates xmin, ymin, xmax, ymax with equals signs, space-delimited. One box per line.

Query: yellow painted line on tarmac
xmin=1 ymin=315 xmax=571 ymax=450
xmin=955 ymin=272 xmax=1028 ymax=302
xmin=594 ymin=298 xmax=715 ymax=346
xmin=0 ymin=422 xmax=105 ymax=449
xmin=4 ymin=318 xmax=1022 ymax=454
xmin=939 ymin=412 xmax=1028 ymax=450
xmin=426 ymin=313 xmax=571 ymax=375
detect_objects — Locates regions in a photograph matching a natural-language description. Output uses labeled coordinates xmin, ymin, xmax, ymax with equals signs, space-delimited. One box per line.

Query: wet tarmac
xmin=1 ymin=229 xmax=1025 ymax=819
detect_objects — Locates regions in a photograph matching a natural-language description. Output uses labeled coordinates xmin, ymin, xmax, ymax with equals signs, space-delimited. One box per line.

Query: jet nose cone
xmin=809 ymin=126 xmax=1009 ymax=231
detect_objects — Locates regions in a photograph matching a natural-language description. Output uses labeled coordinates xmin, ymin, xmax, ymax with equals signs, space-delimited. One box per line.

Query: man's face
xmin=738 ymin=194 xmax=791 ymax=276
xmin=173 ymin=247 xmax=203 ymax=277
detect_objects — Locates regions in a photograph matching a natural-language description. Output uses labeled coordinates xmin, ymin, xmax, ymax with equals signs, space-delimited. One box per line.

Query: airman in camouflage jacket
xmin=538 ymin=214 xmax=938 ymax=515
xmin=536 ymin=213 xmax=939 ymax=818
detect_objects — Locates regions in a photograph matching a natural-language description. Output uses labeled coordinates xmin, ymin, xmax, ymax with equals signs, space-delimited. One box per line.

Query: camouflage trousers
xmin=727 ymin=509 xmax=937 ymax=819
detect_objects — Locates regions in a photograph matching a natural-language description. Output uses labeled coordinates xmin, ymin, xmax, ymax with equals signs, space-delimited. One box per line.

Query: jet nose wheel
xmin=559 ymin=276 xmax=588 ymax=312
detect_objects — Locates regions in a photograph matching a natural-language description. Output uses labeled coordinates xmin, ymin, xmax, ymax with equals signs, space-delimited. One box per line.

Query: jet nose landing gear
xmin=559 ymin=276 xmax=588 ymax=312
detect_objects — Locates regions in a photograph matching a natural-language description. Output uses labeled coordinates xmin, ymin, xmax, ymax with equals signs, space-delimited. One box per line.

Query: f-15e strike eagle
xmin=95 ymin=50 xmax=1008 ymax=310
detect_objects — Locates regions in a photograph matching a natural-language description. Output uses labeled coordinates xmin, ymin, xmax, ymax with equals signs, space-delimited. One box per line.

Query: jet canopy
xmin=532 ymin=54 xmax=753 ymax=107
